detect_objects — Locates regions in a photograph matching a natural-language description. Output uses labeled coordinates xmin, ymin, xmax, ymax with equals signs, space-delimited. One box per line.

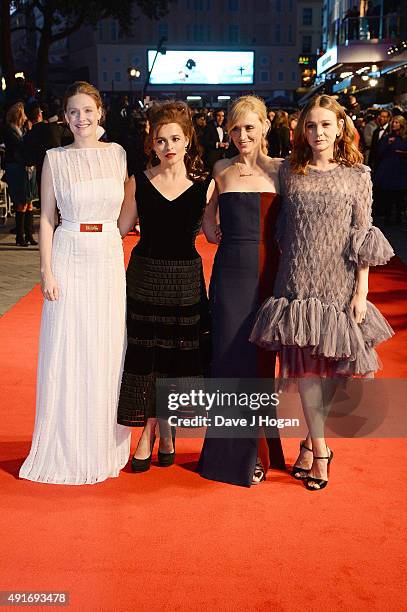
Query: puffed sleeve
xmin=347 ymin=165 xmax=394 ymax=267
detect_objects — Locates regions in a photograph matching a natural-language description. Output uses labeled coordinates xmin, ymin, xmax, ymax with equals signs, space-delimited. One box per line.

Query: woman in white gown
xmin=19 ymin=81 xmax=131 ymax=484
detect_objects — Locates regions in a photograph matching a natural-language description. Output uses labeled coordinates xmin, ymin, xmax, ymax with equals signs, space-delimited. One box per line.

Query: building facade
xmin=312 ymin=0 xmax=407 ymax=104
xmin=66 ymin=0 xmax=322 ymax=104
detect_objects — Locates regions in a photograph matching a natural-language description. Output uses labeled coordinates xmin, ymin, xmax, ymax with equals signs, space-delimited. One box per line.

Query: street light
xmin=127 ymin=66 xmax=141 ymax=101
xmin=142 ymin=36 xmax=167 ymax=102
xmin=128 ymin=67 xmax=141 ymax=79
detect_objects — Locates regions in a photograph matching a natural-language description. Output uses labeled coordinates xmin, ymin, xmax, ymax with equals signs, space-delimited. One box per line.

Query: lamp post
xmin=142 ymin=36 xmax=167 ymax=103
xmin=127 ymin=66 xmax=141 ymax=104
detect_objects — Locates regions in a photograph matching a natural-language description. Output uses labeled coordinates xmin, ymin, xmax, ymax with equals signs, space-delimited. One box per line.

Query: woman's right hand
xmin=215 ymin=224 xmax=222 ymax=243
xmin=41 ymin=274 xmax=59 ymax=301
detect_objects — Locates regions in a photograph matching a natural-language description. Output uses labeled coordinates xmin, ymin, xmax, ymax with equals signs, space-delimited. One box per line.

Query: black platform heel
xmin=158 ymin=429 xmax=176 ymax=467
xmin=305 ymin=448 xmax=333 ymax=491
xmin=131 ymin=434 xmax=156 ymax=473
xmin=291 ymin=440 xmax=313 ymax=480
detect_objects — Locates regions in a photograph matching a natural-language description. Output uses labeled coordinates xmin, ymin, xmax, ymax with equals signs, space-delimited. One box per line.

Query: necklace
xmin=234 ymin=161 xmax=255 ymax=177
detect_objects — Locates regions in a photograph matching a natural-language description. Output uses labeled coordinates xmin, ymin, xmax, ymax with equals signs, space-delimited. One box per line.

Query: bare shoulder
xmin=213 ymin=157 xmax=235 ymax=178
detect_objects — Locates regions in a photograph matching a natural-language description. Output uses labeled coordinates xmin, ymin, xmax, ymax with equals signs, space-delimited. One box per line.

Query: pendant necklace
xmin=235 ymin=161 xmax=255 ymax=177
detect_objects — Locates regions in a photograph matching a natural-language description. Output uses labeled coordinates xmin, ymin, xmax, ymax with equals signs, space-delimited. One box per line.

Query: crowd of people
xmin=1 ymin=80 xmax=406 ymax=249
xmin=1 ymin=78 xmax=395 ymax=491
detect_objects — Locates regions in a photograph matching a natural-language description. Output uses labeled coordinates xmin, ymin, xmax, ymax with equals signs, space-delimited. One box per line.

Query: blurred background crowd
xmin=0 ymin=75 xmax=406 ymax=246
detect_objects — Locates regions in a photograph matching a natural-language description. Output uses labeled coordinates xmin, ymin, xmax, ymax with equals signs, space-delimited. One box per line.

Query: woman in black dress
xmin=267 ymin=110 xmax=291 ymax=158
xmin=117 ymin=101 xmax=213 ymax=472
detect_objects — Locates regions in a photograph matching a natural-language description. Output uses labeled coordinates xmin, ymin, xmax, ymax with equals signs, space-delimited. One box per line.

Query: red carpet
xmin=1 ymin=234 xmax=406 ymax=611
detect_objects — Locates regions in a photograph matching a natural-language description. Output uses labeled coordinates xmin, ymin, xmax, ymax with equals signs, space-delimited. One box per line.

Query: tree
xmin=2 ymin=0 xmax=173 ymax=93
xmin=1 ymin=1 xmax=16 ymax=90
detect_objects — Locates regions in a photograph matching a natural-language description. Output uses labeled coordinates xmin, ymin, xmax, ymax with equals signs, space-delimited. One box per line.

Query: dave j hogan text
xmin=167 ymin=415 xmax=300 ymax=429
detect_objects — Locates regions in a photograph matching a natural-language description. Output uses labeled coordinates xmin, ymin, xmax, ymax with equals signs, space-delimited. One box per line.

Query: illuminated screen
xmin=147 ymin=50 xmax=255 ymax=85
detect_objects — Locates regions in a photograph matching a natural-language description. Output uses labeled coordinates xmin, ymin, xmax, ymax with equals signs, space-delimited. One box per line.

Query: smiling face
xmin=65 ymin=93 xmax=102 ymax=140
xmin=229 ymin=110 xmax=265 ymax=156
xmin=304 ymin=107 xmax=343 ymax=158
xmin=153 ymin=122 xmax=189 ymax=165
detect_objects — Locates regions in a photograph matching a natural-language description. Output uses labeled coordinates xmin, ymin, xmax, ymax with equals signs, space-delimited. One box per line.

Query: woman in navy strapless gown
xmin=198 ymin=96 xmax=286 ymax=487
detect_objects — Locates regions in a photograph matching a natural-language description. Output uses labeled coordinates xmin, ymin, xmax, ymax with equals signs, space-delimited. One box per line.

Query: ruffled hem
xmin=249 ymin=296 xmax=394 ymax=375
xmin=348 ymin=225 xmax=394 ymax=267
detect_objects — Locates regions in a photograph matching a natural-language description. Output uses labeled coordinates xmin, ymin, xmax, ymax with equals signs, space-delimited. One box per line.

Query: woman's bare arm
xmin=350 ymin=265 xmax=369 ymax=324
xmin=202 ymin=179 xmax=220 ymax=244
xmin=118 ymin=175 xmax=138 ymax=238
xmin=39 ymin=156 xmax=58 ymax=301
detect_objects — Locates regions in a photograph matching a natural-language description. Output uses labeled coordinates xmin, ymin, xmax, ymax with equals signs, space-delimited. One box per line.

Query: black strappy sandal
xmin=252 ymin=458 xmax=266 ymax=485
xmin=291 ymin=440 xmax=313 ymax=480
xmin=305 ymin=448 xmax=334 ymax=491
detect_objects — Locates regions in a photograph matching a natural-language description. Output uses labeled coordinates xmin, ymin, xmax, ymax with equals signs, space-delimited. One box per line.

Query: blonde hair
xmin=290 ymin=94 xmax=363 ymax=174
xmin=227 ymin=95 xmax=269 ymax=155
xmin=391 ymin=115 xmax=407 ymax=140
xmin=6 ymin=102 xmax=25 ymax=127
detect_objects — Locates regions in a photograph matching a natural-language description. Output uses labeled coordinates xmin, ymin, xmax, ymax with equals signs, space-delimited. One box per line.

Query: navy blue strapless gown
xmin=197 ymin=192 xmax=286 ymax=486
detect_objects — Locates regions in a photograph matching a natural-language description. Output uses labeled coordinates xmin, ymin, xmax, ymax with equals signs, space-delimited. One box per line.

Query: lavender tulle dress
xmin=250 ymin=161 xmax=394 ymax=378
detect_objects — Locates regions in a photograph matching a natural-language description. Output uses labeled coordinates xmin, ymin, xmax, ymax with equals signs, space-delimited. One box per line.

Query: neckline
xmin=141 ymin=171 xmax=196 ymax=202
xmin=306 ymin=163 xmax=341 ymax=174
xmin=220 ymin=191 xmax=278 ymax=195
xmin=62 ymin=143 xmax=114 ymax=151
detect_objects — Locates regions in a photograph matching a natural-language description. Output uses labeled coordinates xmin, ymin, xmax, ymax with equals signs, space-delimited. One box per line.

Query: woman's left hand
xmin=350 ymin=292 xmax=367 ymax=324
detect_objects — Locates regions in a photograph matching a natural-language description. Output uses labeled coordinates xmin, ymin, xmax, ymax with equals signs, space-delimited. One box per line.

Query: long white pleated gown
xmin=20 ymin=143 xmax=131 ymax=484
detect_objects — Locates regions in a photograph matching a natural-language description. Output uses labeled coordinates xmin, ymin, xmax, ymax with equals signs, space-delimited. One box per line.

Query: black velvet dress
xmin=117 ymin=172 xmax=211 ymax=427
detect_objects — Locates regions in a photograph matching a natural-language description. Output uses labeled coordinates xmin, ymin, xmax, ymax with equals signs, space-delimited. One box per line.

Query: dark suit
xmin=368 ymin=124 xmax=391 ymax=170
xmin=202 ymin=121 xmax=229 ymax=171
xmin=267 ymin=126 xmax=291 ymax=157
xmin=369 ymin=123 xmax=391 ymax=220
xmin=24 ymin=121 xmax=69 ymax=205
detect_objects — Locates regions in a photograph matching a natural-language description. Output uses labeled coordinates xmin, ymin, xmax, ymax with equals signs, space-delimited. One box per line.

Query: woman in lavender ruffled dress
xmin=250 ymin=95 xmax=394 ymax=491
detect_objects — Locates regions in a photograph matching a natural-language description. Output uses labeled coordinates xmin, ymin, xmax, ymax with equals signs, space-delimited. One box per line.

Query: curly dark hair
xmin=145 ymin=100 xmax=208 ymax=182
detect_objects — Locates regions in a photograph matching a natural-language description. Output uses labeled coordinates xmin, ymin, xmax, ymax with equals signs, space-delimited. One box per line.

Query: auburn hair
xmin=290 ymin=94 xmax=363 ymax=174
xmin=271 ymin=109 xmax=289 ymax=129
xmin=227 ymin=95 xmax=269 ymax=155
xmin=63 ymin=81 xmax=104 ymax=119
xmin=145 ymin=100 xmax=207 ymax=181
